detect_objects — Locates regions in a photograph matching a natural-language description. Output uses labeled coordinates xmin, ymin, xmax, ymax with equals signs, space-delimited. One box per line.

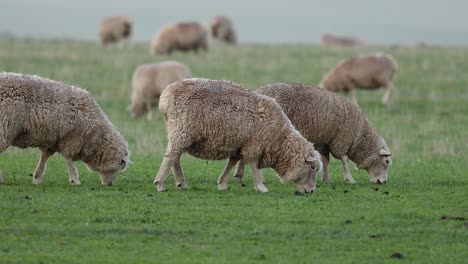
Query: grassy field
xmin=0 ymin=38 xmax=467 ymax=263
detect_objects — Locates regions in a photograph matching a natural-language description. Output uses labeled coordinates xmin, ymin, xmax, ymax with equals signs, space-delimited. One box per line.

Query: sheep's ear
xmin=379 ymin=149 xmax=392 ymax=156
xmin=305 ymin=155 xmax=317 ymax=164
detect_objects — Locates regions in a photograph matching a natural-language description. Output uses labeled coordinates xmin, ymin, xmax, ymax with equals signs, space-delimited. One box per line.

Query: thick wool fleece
xmin=130 ymin=61 xmax=191 ymax=118
xmin=151 ymin=22 xmax=208 ymax=55
xmin=0 ymin=72 xmax=129 ymax=182
xmin=158 ymin=78 xmax=321 ymax=182
xmin=257 ymin=83 xmax=388 ymax=169
xmin=99 ymin=16 xmax=132 ymax=46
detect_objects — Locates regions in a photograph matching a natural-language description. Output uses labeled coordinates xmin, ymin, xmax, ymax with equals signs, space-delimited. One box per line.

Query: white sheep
xmin=99 ymin=16 xmax=132 ymax=46
xmin=0 ymin=72 xmax=130 ymax=186
xmin=320 ymin=53 xmax=398 ymax=105
xmin=234 ymin=83 xmax=392 ymax=185
xmin=209 ymin=16 xmax=237 ymax=45
xmin=151 ymin=22 xmax=208 ymax=55
xmin=154 ymin=78 xmax=322 ymax=193
xmin=129 ymin=61 xmax=191 ymax=120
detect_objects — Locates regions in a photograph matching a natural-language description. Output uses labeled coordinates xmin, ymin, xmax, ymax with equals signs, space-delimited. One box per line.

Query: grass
xmin=0 ymin=38 xmax=467 ymax=263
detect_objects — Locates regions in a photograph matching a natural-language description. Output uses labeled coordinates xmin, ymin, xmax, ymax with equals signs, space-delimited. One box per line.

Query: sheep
xmin=99 ymin=16 xmax=132 ymax=46
xmin=129 ymin=61 xmax=191 ymax=120
xmin=153 ymin=78 xmax=322 ymax=193
xmin=319 ymin=53 xmax=398 ymax=106
xmin=0 ymin=72 xmax=130 ymax=186
xmin=320 ymin=33 xmax=365 ymax=48
xmin=151 ymin=22 xmax=208 ymax=55
xmin=209 ymin=16 xmax=237 ymax=45
xmin=233 ymin=83 xmax=392 ymax=185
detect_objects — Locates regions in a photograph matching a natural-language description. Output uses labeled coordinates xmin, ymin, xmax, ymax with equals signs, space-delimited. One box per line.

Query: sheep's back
xmin=161 ymin=79 xmax=282 ymax=160
xmin=258 ymin=83 xmax=364 ymax=156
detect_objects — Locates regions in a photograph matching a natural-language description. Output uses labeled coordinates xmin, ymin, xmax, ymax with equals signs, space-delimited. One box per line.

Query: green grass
xmin=0 ymin=39 xmax=467 ymax=263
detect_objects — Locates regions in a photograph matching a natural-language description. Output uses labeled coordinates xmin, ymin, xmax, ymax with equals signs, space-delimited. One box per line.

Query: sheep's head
xmin=281 ymin=148 xmax=322 ymax=194
xmin=366 ymin=148 xmax=392 ymax=184
xmin=87 ymin=132 xmax=131 ymax=186
xmin=129 ymin=103 xmax=147 ymax=119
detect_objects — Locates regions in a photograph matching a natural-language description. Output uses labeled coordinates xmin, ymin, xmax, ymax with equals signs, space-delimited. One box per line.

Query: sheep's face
xmin=97 ymin=148 xmax=130 ymax=186
xmin=292 ymin=151 xmax=323 ymax=193
xmin=367 ymin=148 xmax=392 ymax=184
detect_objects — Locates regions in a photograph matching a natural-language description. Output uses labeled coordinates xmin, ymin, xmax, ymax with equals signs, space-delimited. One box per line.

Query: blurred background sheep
xmin=150 ymin=22 xmax=208 ymax=55
xmin=130 ymin=61 xmax=191 ymax=120
xmin=320 ymin=53 xmax=398 ymax=105
xmin=320 ymin=33 xmax=365 ymax=47
xmin=209 ymin=15 xmax=237 ymax=45
xmin=99 ymin=15 xmax=132 ymax=46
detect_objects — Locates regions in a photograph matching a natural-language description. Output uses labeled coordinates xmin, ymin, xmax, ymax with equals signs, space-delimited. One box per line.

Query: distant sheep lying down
xmin=151 ymin=22 xmax=208 ymax=55
xmin=154 ymin=78 xmax=322 ymax=193
xmin=130 ymin=61 xmax=191 ymax=120
xmin=320 ymin=53 xmax=398 ymax=105
xmin=209 ymin=16 xmax=237 ymax=45
xmin=320 ymin=33 xmax=364 ymax=47
xmin=0 ymin=73 xmax=130 ymax=186
xmin=234 ymin=83 xmax=392 ymax=185
xmin=99 ymin=16 xmax=132 ymax=46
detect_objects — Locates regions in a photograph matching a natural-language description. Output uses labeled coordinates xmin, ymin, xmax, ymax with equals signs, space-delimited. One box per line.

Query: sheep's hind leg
xmin=249 ymin=161 xmax=268 ymax=193
xmin=173 ymin=154 xmax=187 ymax=190
xmin=154 ymin=143 xmax=182 ymax=192
xmin=32 ymin=149 xmax=53 ymax=185
xmin=66 ymin=158 xmax=81 ymax=185
xmin=383 ymin=83 xmax=394 ymax=106
xmin=341 ymin=155 xmax=356 ymax=184
xmin=233 ymin=159 xmax=245 ymax=185
xmin=217 ymin=157 xmax=239 ymax=191
xmin=320 ymin=151 xmax=331 ymax=182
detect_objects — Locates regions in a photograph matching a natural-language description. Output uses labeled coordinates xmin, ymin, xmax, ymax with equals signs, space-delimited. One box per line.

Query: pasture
xmin=0 ymin=39 xmax=467 ymax=263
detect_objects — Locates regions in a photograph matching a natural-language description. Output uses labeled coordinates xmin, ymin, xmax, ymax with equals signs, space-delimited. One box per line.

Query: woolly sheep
xmin=0 ymin=73 xmax=130 ymax=186
xmin=130 ymin=61 xmax=191 ymax=120
xmin=234 ymin=83 xmax=392 ymax=185
xmin=209 ymin=16 xmax=237 ymax=45
xmin=99 ymin=16 xmax=132 ymax=46
xmin=319 ymin=53 xmax=398 ymax=105
xmin=320 ymin=33 xmax=365 ymax=48
xmin=154 ymin=78 xmax=322 ymax=193
xmin=151 ymin=22 xmax=208 ymax=55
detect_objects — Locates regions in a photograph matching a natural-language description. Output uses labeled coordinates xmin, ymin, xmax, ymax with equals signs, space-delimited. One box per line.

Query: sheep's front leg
xmin=154 ymin=144 xmax=181 ymax=192
xmin=173 ymin=155 xmax=187 ymax=190
xmin=32 ymin=149 xmax=53 ymax=184
xmin=217 ymin=157 xmax=239 ymax=191
xmin=383 ymin=83 xmax=394 ymax=106
xmin=321 ymin=152 xmax=331 ymax=182
xmin=341 ymin=155 xmax=356 ymax=184
xmin=249 ymin=161 xmax=269 ymax=193
xmin=233 ymin=159 xmax=245 ymax=184
xmin=0 ymin=169 xmax=4 ymax=184
xmin=66 ymin=158 xmax=81 ymax=185
xmin=146 ymin=101 xmax=153 ymax=121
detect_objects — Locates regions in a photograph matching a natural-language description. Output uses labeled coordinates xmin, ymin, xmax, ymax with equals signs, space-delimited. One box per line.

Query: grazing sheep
xmin=209 ymin=16 xmax=237 ymax=45
xmin=0 ymin=73 xmax=130 ymax=186
xmin=319 ymin=53 xmax=398 ymax=105
xmin=151 ymin=22 xmax=208 ymax=55
xmin=234 ymin=83 xmax=392 ymax=185
xmin=130 ymin=61 xmax=191 ymax=120
xmin=99 ymin=16 xmax=132 ymax=46
xmin=154 ymin=79 xmax=322 ymax=193
xmin=320 ymin=33 xmax=365 ymax=47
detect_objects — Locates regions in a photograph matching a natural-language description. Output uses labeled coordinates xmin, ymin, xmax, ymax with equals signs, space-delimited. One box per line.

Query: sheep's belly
xmin=186 ymin=141 xmax=240 ymax=160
